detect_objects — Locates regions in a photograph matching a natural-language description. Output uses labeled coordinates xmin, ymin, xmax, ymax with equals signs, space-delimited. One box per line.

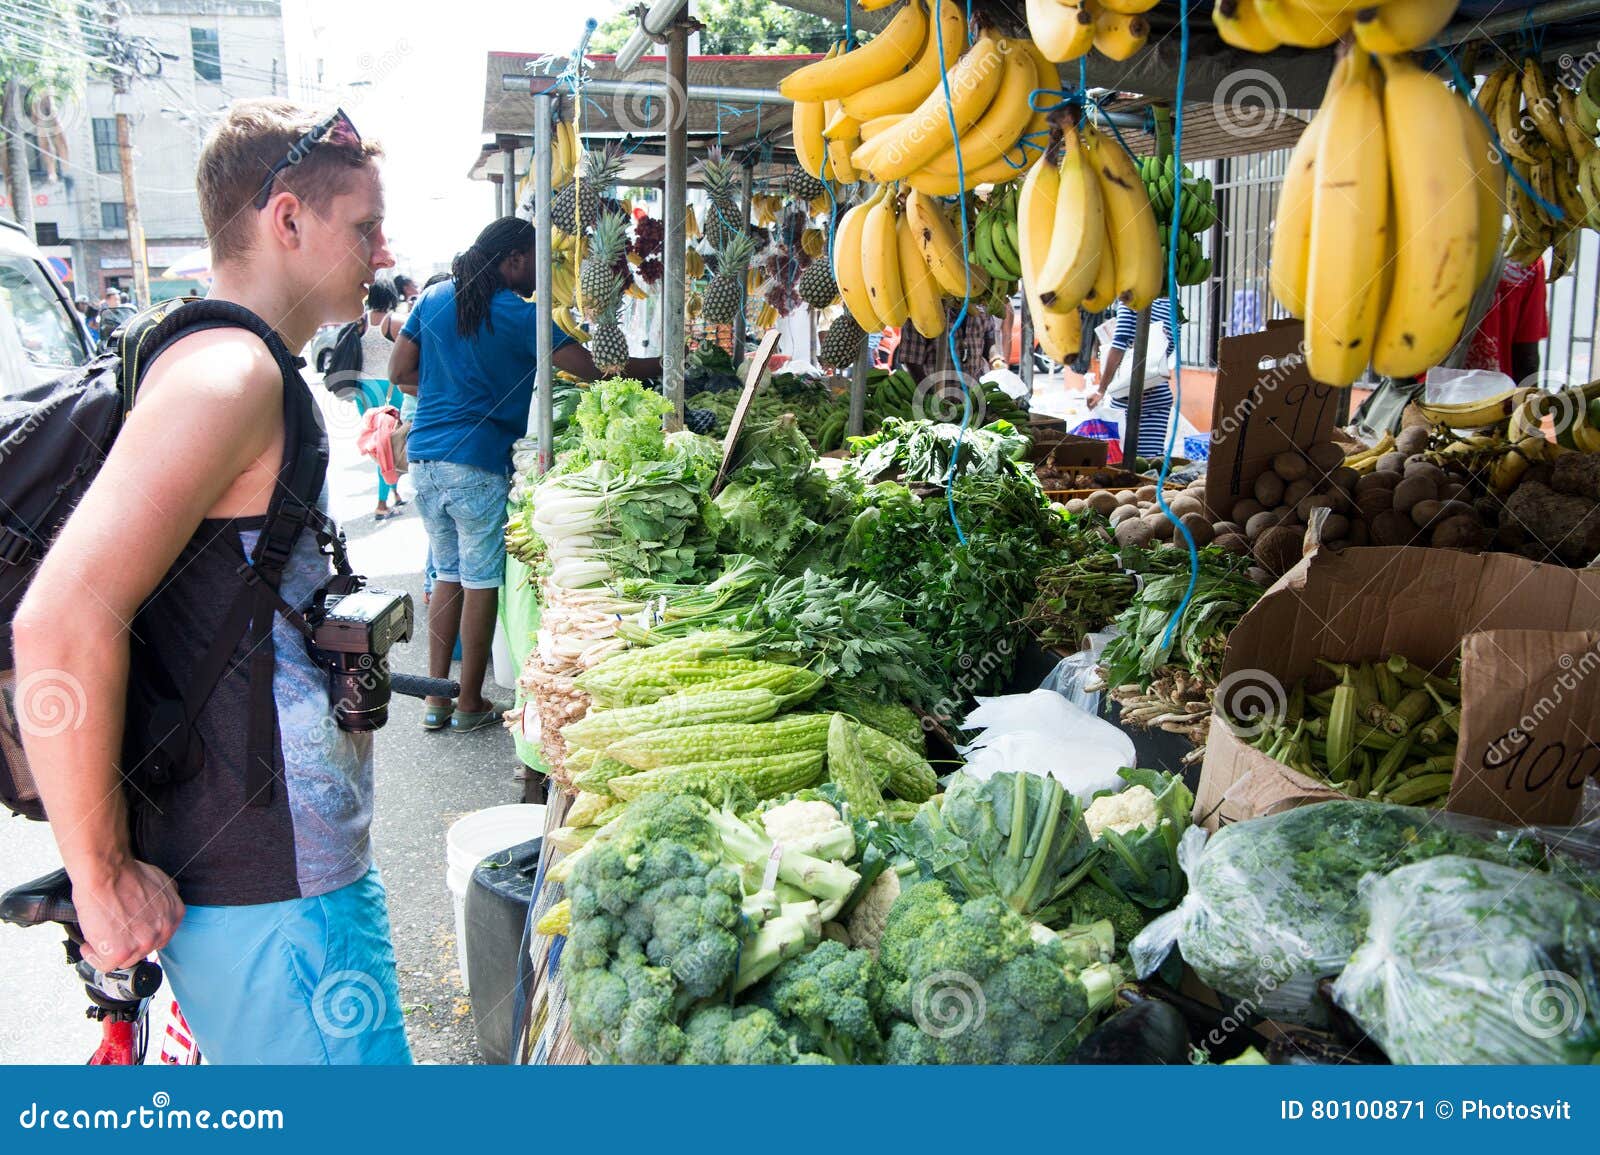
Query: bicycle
xmin=0 ymin=671 xmax=458 ymax=1065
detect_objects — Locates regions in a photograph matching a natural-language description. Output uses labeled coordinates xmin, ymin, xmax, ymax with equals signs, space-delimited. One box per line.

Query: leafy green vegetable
xmin=1086 ymin=768 xmax=1194 ymax=910
xmin=1333 ymin=856 xmax=1600 ymax=1064
xmin=561 ymin=377 xmax=673 ymax=475
xmin=850 ymin=417 xmax=1031 ymax=486
xmin=749 ymin=939 xmax=885 ymax=1064
xmin=1097 ymin=550 xmax=1264 ymax=690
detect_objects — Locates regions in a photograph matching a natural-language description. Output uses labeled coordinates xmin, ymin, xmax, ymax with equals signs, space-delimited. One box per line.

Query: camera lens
xmin=325 ymin=652 xmax=391 ymax=732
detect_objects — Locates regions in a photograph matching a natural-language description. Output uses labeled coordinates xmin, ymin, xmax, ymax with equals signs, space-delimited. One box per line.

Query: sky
xmin=282 ymin=0 xmax=626 ymax=274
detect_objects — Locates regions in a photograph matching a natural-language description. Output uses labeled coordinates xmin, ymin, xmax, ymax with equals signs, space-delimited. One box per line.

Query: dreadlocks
xmin=451 ymin=216 xmax=536 ymax=338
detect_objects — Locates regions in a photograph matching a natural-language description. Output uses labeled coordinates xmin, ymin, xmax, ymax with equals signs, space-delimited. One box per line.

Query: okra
xmin=1354 ymin=748 xmax=1375 ymax=795
xmin=1326 ymin=668 xmax=1358 ymax=783
xmin=1307 ymin=688 xmax=1335 ymax=717
xmin=1352 ymin=662 xmax=1380 ymax=721
xmin=1381 ymin=689 xmax=1435 ymax=737
xmin=1387 ymin=654 xmax=1461 ymax=698
xmin=1370 ymin=732 xmax=1415 ymax=797
xmin=1424 ymin=683 xmax=1461 ymax=736
xmin=1374 ymin=662 xmax=1401 ymax=712
xmin=1384 ymin=771 xmax=1454 ymax=807
xmin=1356 ymin=724 xmax=1398 ymax=752
xmin=1285 ymin=680 xmax=1306 ymax=725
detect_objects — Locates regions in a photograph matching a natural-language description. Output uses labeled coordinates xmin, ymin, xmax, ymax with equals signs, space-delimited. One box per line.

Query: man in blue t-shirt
xmin=389 ymin=216 xmax=659 ymax=732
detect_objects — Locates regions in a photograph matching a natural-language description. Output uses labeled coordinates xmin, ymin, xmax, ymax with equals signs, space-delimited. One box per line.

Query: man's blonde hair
xmin=197 ymin=98 xmax=382 ymax=263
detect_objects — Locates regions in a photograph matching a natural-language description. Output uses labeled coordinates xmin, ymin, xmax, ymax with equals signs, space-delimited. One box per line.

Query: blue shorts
xmin=158 ymin=869 xmax=413 ymax=1065
xmin=410 ymin=459 xmax=509 ymax=590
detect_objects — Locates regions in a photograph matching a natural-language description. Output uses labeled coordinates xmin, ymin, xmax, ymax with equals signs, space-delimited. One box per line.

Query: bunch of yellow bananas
xmin=1015 ymin=118 xmax=1163 ymax=360
xmin=755 ymin=301 xmax=780 ymax=329
xmin=1270 ymin=52 xmax=1504 ymax=387
xmin=1341 ymin=433 xmax=1396 ymax=475
xmin=800 ymin=228 xmax=827 ymax=259
xmin=685 ymin=248 xmax=706 ymax=279
xmin=1415 ymin=387 xmax=1532 ymax=430
xmin=1212 ymin=0 xmax=1459 ymax=53
xmin=751 ymin=195 xmax=787 ymax=226
xmin=1482 ymin=58 xmax=1600 ymax=279
xmin=552 ymin=116 xmax=579 ymax=190
xmin=1027 ymin=0 xmax=1154 ymax=63
xmin=784 ymin=4 xmax=1051 ymax=197
xmin=831 ymin=184 xmax=949 ymax=339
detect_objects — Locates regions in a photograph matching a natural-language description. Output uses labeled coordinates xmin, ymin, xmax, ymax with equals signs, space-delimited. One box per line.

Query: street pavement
xmin=0 ymin=383 xmax=522 ymax=1064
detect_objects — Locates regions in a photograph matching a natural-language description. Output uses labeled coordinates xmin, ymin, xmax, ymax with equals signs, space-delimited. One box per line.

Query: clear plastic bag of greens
xmin=1332 ymin=856 xmax=1600 ymax=1064
xmin=1128 ymin=801 xmax=1580 ymax=1023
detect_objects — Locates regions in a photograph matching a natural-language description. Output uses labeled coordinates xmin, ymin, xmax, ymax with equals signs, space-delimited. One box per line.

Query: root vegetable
xmin=1283 ymin=479 xmax=1315 ymax=509
xmin=1254 ymin=524 xmax=1305 ymax=576
xmin=1214 ymin=532 xmax=1251 ymax=556
xmin=1393 ymin=474 xmax=1438 ymax=514
xmin=1409 ymin=499 xmax=1445 ymax=528
xmin=1254 ymin=471 xmax=1286 ymax=507
xmin=1355 ymin=471 xmax=1399 ymax=494
xmin=1308 ymin=443 xmax=1347 ymax=475
xmin=1168 ymin=493 xmax=1204 ymax=520
xmin=1136 ymin=484 xmax=1158 ymax=502
xmin=1232 ymin=497 xmax=1265 ymax=524
xmin=1376 ymin=451 xmax=1406 ymax=474
xmin=1109 ymin=504 xmax=1142 ymax=527
xmin=1273 ymin=451 xmax=1309 ymax=482
xmin=1180 ymin=512 xmax=1214 ymax=545
xmin=1145 ymin=513 xmax=1175 ymax=540
xmin=1245 ymin=509 xmax=1286 ymax=539
xmin=1212 ymin=520 xmax=1243 ymax=537
xmin=1065 ymin=498 xmax=1087 ymax=513
xmin=1403 ymin=460 xmax=1446 ymax=487
xmin=1347 ymin=519 xmax=1370 ymax=547
xmin=1319 ymin=512 xmax=1350 ymax=541
xmin=1370 ymin=509 xmax=1419 ymax=546
xmin=1297 ymin=494 xmax=1337 ymax=522
xmin=1115 ymin=489 xmax=1140 ymax=506
xmin=1431 ymin=515 xmax=1487 ymax=550
xmin=1355 ymin=486 xmax=1395 ymax=517
xmin=1394 ymin=425 xmax=1429 ymax=456
xmin=1114 ymin=517 xmax=1157 ymax=548
xmin=1438 ymin=482 xmax=1466 ymax=503
xmin=1087 ymin=490 xmax=1119 ymax=515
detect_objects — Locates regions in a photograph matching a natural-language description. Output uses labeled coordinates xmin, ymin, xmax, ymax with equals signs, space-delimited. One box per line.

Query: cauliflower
xmin=845 ymin=868 xmax=902 ymax=956
xmin=760 ymin=798 xmax=855 ymax=861
xmin=1084 ymin=784 xmax=1160 ymax=838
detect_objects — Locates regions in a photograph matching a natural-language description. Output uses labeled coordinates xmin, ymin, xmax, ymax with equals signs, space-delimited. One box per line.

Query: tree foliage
xmin=591 ymin=0 xmax=835 ymax=56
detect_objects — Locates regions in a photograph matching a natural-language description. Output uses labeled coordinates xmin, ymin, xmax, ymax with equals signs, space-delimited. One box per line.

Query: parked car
xmin=306 ymin=322 xmax=342 ymax=374
xmin=0 ymin=217 xmax=92 ymax=395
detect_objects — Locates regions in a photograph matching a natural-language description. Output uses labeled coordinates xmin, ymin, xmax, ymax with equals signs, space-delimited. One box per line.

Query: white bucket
xmin=445 ymin=803 xmax=546 ymax=993
xmin=491 ymin=618 xmax=516 ymax=689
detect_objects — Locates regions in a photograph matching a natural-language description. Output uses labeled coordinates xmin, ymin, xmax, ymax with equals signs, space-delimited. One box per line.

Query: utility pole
xmin=105 ymin=5 xmax=152 ymax=305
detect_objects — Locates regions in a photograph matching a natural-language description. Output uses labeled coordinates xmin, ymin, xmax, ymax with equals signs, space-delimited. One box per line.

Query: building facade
xmin=20 ymin=1 xmax=287 ymax=302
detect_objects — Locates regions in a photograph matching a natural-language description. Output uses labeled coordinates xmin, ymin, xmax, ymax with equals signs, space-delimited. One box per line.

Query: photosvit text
xmin=1280 ymin=1099 xmax=1574 ymax=1122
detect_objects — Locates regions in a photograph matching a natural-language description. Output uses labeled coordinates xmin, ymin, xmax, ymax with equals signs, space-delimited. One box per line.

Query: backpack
xmin=0 ymin=298 xmax=333 ymax=821
xmin=324 ymin=319 xmax=364 ymax=394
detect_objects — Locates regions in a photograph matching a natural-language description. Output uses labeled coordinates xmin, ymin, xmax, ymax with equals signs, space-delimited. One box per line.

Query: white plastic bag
xmin=957 ymin=689 xmax=1135 ymax=801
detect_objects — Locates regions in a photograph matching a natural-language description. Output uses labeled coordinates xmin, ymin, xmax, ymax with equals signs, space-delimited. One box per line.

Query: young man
xmin=13 ymin=99 xmax=410 ymax=1064
xmin=389 ymin=216 xmax=659 ymax=732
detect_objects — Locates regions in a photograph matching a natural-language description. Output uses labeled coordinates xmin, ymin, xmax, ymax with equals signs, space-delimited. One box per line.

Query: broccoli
xmin=679 ymin=1004 xmax=814 ymax=1065
xmin=1066 ymin=882 xmax=1148 ymax=950
xmin=751 ymin=939 xmax=884 ymax=1064
xmin=875 ymin=881 xmax=1124 ymax=1064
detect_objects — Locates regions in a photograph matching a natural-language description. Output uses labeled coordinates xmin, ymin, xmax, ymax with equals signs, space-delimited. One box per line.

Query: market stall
xmin=453 ymin=0 xmax=1600 ymax=1067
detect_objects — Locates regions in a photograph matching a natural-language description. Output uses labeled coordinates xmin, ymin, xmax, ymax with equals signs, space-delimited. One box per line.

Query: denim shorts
xmin=158 ymin=868 xmax=412 ymax=1065
xmin=410 ymin=459 xmax=510 ymax=590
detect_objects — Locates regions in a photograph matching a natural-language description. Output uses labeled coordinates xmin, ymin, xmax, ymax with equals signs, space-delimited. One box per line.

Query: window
xmin=34 ymin=222 xmax=60 ymax=246
xmin=25 ymin=133 xmax=45 ymax=179
xmin=92 ymin=118 xmax=119 ymax=173
xmin=0 ymin=254 xmax=92 ymax=375
xmin=192 ymin=28 xmax=222 ymax=83
xmin=101 ymin=201 xmax=126 ymax=230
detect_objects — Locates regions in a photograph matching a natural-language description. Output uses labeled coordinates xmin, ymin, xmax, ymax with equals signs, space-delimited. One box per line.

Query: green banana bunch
xmin=1141 ymin=153 xmax=1217 ymax=286
xmin=973 ymin=183 xmax=1022 ymax=281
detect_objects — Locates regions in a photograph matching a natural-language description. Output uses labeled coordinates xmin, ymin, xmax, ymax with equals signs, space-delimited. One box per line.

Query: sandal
xmin=450 ymin=703 xmax=508 ymax=733
xmin=421 ymin=702 xmax=454 ymax=731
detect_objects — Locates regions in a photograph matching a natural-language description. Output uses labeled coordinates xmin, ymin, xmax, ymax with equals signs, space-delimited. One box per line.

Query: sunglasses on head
xmin=253 ymin=108 xmax=361 ymax=210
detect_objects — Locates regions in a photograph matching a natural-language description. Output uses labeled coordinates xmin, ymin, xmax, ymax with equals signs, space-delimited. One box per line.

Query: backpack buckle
xmin=0 ymin=525 xmax=34 ymax=566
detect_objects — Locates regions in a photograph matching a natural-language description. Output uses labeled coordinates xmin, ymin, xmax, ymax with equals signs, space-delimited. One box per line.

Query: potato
xmin=1403 ymin=459 xmax=1446 ymax=487
xmin=1392 ymin=474 xmax=1438 ymax=514
xmin=1438 ymin=482 xmax=1466 ymax=503
xmin=1409 ymin=499 xmax=1445 ymax=528
xmin=1297 ymin=493 xmax=1337 ymax=522
xmin=1115 ymin=489 xmax=1140 ymax=506
xmin=1245 ymin=509 xmax=1286 ymax=540
xmin=1144 ymin=512 xmax=1175 ymax=540
xmin=1086 ymin=489 xmax=1119 ymax=515
xmin=1308 ymin=442 xmax=1347 ymax=476
xmin=1329 ymin=466 xmax=1362 ymax=495
xmin=1432 ymin=514 xmax=1487 ymax=550
xmin=1376 ymin=451 xmax=1406 ymax=474
xmin=1355 ymin=471 xmax=1400 ymax=494
xmin=1114 ymin=517 xmax=1156 ymax=548
xmin=1394 ymin=425 xmax=1430 ymax=457
xmin=1212 ymin=520 xmax=1243 ymax=538
xmin=1282 ymin=478 xmax=1315 ymax=509
xmin=1347 ymin=518 xmax=1370 ymax=547
xmin=1272 ymin=451 xmax=1309 ymax=482
xmin=1108 ymin=503 xmax=1142 ymax=527
xmin=1370 ymin=509 xmax=1418 ymax=546
xmin=1355 ymin=485 xmax=1395 ymax=517
xmin=1065 ymin=497 xmax=1087 ymax=514
xmin=1433 ymin=499 xmax=1477 ymax=524
xmin=1231 ymin=497 xmax=1265 ymax=524
xmin=1247 ymin=566 xmax=1275 ymax=586
xmin=1180 ymin=512 xmax=1214 ymax=545
xmin=1318 ymin=512 xmax=1351 ymax=541
xmin=1254 ymin=470 xmax=1286 ymax=507
xmin=1136 ymin=484 xmax=1158 ymax=502
xmin=1167 ymin=493 xmax=1204 ymax=520
xmin=1253 ymin=524 xmax=1305 ymax=576
xmin=1214 ymin=532 xmax=1251 ymax=557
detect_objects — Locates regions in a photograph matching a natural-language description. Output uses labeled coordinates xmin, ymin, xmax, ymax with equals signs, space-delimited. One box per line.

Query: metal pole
xmin=848 ymin=344 xmax=868 ymax=437
xmin=733 ymin=160 xmax=754 ymax=363
xmin=1437 ymin=0 xmax=1600 ymax=47
xmin=616 ymin=0 xmax=688 ymax=74
xmin=1018 ymin=297 xmax=1034 ymax=403
xmin=1122 ymin=307 xmax=1151 ymax=467
xmin=533 ymin=95 xmax=556 ymax=476
xmin=503 ymin=147 xmax=516 ymax=217
xmin=503 ymin=75 xmax=791 ymax=106
xmin=662 ymin=19 xmax=690 ymax=422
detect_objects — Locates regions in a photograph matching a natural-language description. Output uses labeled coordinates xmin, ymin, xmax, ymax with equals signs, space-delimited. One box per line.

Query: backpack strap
xmin=126 ymin=300 xmax=336 ymax=807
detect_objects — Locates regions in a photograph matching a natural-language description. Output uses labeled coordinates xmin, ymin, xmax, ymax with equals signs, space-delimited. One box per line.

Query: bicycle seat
xmin=0 ymin=868 xmax=77 ymax=928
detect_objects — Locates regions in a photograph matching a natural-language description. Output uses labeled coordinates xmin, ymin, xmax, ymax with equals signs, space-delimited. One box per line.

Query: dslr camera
xmin=303 ymin=577 xmax=414 ymax=732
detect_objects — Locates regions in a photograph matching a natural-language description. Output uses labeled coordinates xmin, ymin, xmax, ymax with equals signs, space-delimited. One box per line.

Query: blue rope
xmin=1155 ymin=0 xmax=1198 ymax=652
xmin=934 ymin=0 xmax=971 ymax=544
xmin=845 ymin=0 xmax=853 ymax=46
xmin=1434 ymin=47 xmax=1565 ymax=223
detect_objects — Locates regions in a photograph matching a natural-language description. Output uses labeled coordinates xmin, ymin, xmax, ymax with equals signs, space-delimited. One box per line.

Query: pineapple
xmin=699 ymin=147 xmax=743 ymax=251
xmin=787 ymin=168 xmax=826 ymax=203
xmin=589 ymin=308 xmax=629 ymax=377
xmin=819 ymin=316 xmax=865 ymax=369
xmin=702 ymin=232 xmax=755 ymax=325
xmin=552 ymin=146 xmax=623 ymax=235
xmin=580 ymin=211 xmax=628 ymax=322
xmin=798 ymin=259 xmax=838 ymax=309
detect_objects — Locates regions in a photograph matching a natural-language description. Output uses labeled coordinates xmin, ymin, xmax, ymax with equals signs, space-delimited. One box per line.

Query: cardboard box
xmin=1195 ymin=545 xmax=1600 ymax=830
xmin=1027 ymin=432 xmax=1110 ymax=469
